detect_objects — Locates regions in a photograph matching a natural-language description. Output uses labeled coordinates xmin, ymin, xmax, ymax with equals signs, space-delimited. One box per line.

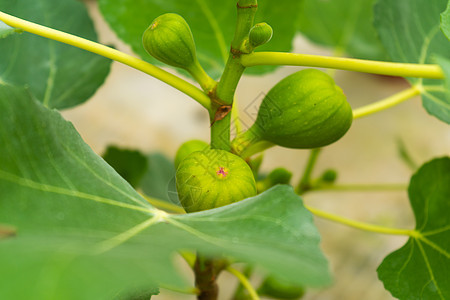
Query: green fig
xmin=174 ymin=139 xmax=209 ymax=169
xmin=143 ymin=13 xmax=215 ymax=91
xmin=256 ymin=167 xmax=292 ymax=193
xmin=232 ymin=69 xmax=352 ymax=153
xmin=176 ymin=149 xmax=257 ymax=213
xmin=143 ymin=13 xmax=197 ymax=69
xmin=320 ymin=169 xmax=338 ymax=183
xmin=143 ymin=13 xmax=197 ymax=70
xmin=249 ymin=22 xmax=273 ymax=48
xmin=257 ymin=276 xmax=305 ymax=299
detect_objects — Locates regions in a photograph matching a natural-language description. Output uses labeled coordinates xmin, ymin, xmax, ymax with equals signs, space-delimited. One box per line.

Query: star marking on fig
xmin=151 ymin=21 xmax=159 ymax=30
xmin=216 ymin=167 xmax=228 ymax=178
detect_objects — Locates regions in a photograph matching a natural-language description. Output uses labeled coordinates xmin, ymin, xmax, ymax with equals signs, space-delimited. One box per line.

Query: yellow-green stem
xmin=241 ymin=52 xmax=444 ymax=79
xmin=306 ymin=205 xmax=417 ymax=236
xmin=296 ymin=148 xmax=322 ymax=194
xmin=312 ymin=183 xmax=408 ymax=192
xmin=226 ymin=266 xmax=260 ymax=300
xmin=210 ymin=0 xmax=257 ymax=150
xmin=0 ymin=11 xmax=212 ymax=111
xmin=353 ymin=86 xmax=421 ymax=119
xmin=141 ymin=193 xmax=186 ymax=214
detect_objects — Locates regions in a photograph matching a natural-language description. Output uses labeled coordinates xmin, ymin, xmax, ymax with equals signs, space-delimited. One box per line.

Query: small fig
xmin=249 ymin=22 xmax=273 ymax=48
xmin=232 ymin=69 xmax=352 ymax=152
xmin=174 ymin=139 xmax=209 ymax=169
xmin=143 ymin=13 xmax=197 ymax=70
xmin=257 ymin=167 xmax=292 ymax=193
xmin=257 ymin=276 xmax=305 ymax=299
xmin=320 ymin=169 xmax=338 ymax=183
xmin=176 ymin=149 xmax=257 ymax=213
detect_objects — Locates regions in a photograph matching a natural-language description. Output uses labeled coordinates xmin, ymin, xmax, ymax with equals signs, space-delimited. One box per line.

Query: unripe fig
xmin=174 ymin=139 xmax=209 ymax=169
xmin=257 ymin=167 xmax=292 ymax=193
xmin=232 ymin=69 xmax=352 ymax=152
xmin=257 ymin=276 xmax=304 ymax=299
xmin=143 ymin=13 xmax=197 ymax=70
xmin=249 ymin=22 xmax=273 ymax=48
xmin=320 ymin=169 xmax=338 ymax=183
xmin=176 ymin=149 xmax=257 ymax=213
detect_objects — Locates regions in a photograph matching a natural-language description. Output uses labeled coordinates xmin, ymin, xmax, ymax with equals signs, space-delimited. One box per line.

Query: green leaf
xmin=140 ymin=153 xmax=180 ymax=206
xmin=435 ymin=56 xmax=450 ymax=115
xmin=98 ymin=0 xmax=301 ymax=79
xmin=298 ymin=0 xmax=388 ymax=61
xmin=0 ymin=0 xmax=111 ymax=109
xmin=374 ymin=0 xmax=450 ymax=124
xmin=0 ymin=84 xmax=331 ymax=299
xmin=102 ymin=146 xmax=148 ymax=188
xmin=0 ymin=20 xmax=19 ymax=38
xmin=441 ymin=1 xmax=450 ymax=40
xmin=377 ymin=157 xmax=450 ymax=300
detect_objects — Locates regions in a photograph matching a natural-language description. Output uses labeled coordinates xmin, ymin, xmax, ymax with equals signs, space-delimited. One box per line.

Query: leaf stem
xmin=305 ymin=205 xmax=416 ymax=236
xmin=296 ymin=148 xmax=322 ymax=194
xmin=226 ymin=266 xmax=260 ymax=300
xmin=353 ymin=86 xmax=421 ymax=119
xmin=141 ymin=193 xmax=186 ymax=214
xmin=160 ymin=284 xmax=200 ymax=295
xmin=311 ymin=183 xmax=408 ymax=192
xmin=241 ymin=52 xmax=444 ymax=79
xmin=0 ymin=11 xmax=212 ymax=111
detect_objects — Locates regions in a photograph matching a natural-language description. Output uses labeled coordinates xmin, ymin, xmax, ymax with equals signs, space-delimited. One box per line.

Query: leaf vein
xmin=0 ymin=168 xmax=152 ymax=214
xmin=416 ymin=239 xmax=445 ymax=300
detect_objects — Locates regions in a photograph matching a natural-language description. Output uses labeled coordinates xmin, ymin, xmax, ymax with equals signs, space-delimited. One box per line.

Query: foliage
xmin=0 ymin=0 xmax=449 ymax=299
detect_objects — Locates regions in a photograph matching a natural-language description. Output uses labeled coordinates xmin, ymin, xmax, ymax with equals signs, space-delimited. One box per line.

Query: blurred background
xmin=60 ymin=1 xmax=450 ymax=299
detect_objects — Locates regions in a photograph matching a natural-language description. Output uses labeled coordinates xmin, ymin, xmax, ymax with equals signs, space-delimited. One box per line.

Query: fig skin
xmin=235 ymin=69 xmax=353 ymax=151
xmin=174 ymin=139 xmax=209 ymax=169
xmin=143 ymin=13 xmax=197 ymax=70
xmin=249 ymin=22 xmax=273 ymax=47
xmin=176 ymin=149 xmax=257 ymax=213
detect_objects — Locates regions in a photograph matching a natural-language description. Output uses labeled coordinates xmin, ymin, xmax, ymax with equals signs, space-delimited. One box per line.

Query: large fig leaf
xmin=0 ymin=0 xmax=111 ymax=109
xmin=378 ymin=157 xmax=450 ymax=300
xmin=0 ymin=84 xmax=331 ymax=299
xmin=374 ymin=0 xmax=450 ymax=124
xmin=298 ymin=0 xmax=388 ymax=61
xmin=98 ymin=0 xmax=301 ymax=78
